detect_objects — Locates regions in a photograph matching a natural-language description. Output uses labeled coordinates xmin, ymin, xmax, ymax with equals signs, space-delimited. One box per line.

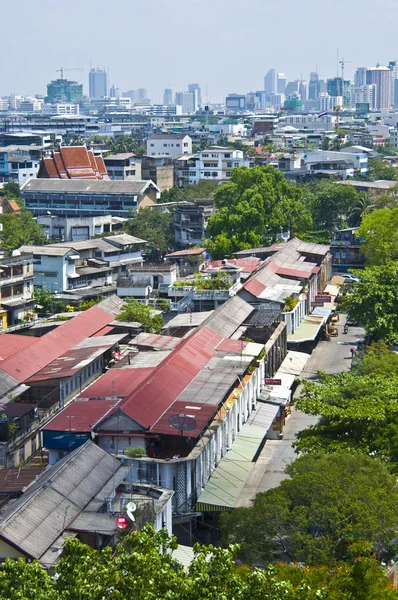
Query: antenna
xmin=126 ymin=501 xmax=137 ymax=522
xmin=168 ymin=414 xmax=197 ymax=437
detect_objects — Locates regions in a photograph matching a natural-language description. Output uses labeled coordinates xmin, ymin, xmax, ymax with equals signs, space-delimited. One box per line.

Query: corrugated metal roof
xmin=151 ymin=401 xmax=217 ymax=437
xmin=130 ymin=333 xmax=182 ymax=352
xmin=0 ymin=441 xmax=120 ymax=561
xmin=165 ymin=248 xmax=206 ymax=257
xmin=42 ymin=400 xmax=121 ymax=432
xmin=22 ymin=178 xmax=159 ymax=195
xmin=200 ymin=296 xmax=253 ymax=338
xmin=287 ymin=315 xmax=324 ymax=343
xmin=0 ymin=297 xmax=124 ymax=385
xmin=0 ymin=468 xmax=45 ymax=493
xmin=242 ymin=279 xmax=267 ymax=297
xmin=78 ymin=367 xmax=155 ymax=402
xmin=0 ymin=334 xmax=37 ymax=361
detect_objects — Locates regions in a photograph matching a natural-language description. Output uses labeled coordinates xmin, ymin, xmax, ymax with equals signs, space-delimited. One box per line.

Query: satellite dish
xmin=126 ymin=501 xmax=136 ymax=522
xmin=168 ymin=414 xmax=197 ymax=436
xmin=116 ymin=515 xmax=129 ymax=529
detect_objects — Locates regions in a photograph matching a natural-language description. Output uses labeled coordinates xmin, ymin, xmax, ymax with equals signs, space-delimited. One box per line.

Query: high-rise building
xmin=388 ymin=60 xmax=398 ymax=108
xmin=277 ymin=73 xmax=286 ymax=93
xmin=89 ymin=68 xmax=107 ymax=98
xmin=299 ymin=80 xmax=308 ymax=102
xmin=285 ymin=80 xmax=300 ymax=96
xmin=45 ymin=79 xmax=83 ymax=103
xmin=264 ymin=69 xmax=276 ymax=95
xmin=309 ymin=72 xmax=320 ymax=100
xmin=366 ymin=66 xmax=392 ymax=109
xmin=354 ymin=67 xmax=367 ymax=88
xmin=110 ymin=85 xmax=120 ymax=98
xmin=175 ymin=91 xmax=196 ymax=113
xmin=188 ymin=83 xmax=202 ymax=107
xmin=163 ymin=88 xmax=173 ymax=105
xmin=351 ymin=85 xmax=376 ymax=110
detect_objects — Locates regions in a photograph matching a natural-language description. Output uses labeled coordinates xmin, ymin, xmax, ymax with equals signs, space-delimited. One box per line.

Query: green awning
xmin=287 ymin=315 xmax=324 ymax=343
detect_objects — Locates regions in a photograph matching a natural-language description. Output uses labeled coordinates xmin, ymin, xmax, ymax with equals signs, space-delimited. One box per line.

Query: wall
xmin=0 ymin=539 xmax=25 ymax=559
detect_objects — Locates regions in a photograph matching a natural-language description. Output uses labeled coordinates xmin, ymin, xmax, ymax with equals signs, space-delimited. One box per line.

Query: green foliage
xmin=193 ymin=271 xmax=232 ymax=290
xmin=117 ymin=299 xmax=163 ymax=333
xmin=294 ymin=367 xmax=398 ymax=463
xmin=0 ymin=212 xmax=47 ymax=251
xmin=357 ymin=341 xmax=398 ymax=376
xmin=206 ymin=166 xmax=312 ymax=259
xmin=124 ymin=446 xmax=146 ymax=457
xmin=155 ymin=297 xmax=170 ymax=312
xmin=367 ymin=158 xmax=398 ymax=181
xmin=1 ymin=525 xmax=398 ymax=599
xmin=124 ymin=209 xmax=174 ymax=258
xmin=1 ymin=181 xmax=21 ymax=200
xmin=283 ymin=296 xmax=299 ymax=312
xmin=301 ymin=180 xmax=366 ymax=233
xmin=159 ymin=180 xmax=218 ymax=203
xmin=221 ymin=453 xmax=398 ymax=566
xmin=356 ymin=207 xmax=398 ymax=264
xmin=79 ymin=298 xmax=102 ymax=311
xmin=34 ymin=288 xmax=63 ymax=315
xmin=341 ymin=262 xmax=398 ymax=343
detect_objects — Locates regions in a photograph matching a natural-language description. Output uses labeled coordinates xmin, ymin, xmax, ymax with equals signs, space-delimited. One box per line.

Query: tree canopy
xmin=341 ymin=262 xmax=398 ymax=343
xmin=124 ymin=208 xmax=174 ymax=259
xmin=0 ymin=212 xmax=47 ymax=252
xmin=206 ymin=166 xmax=312 ymax=259
xmin=221 ymin=453 xmax=398 ymax=566
xmin=356 ymin=207 xmax=398 ymax=264
xmin=367 ymin=158 xmax=398 ymax=181
xmin=159 ymin=180 xmax=218 ymax=204
xmin=1 ymin=524 xmax=398 ymax=600
xmin=117 ymin=299 xmax=163 ymax=333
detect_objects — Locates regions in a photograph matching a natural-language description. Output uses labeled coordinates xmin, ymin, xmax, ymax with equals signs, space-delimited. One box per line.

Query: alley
xmin=237 ymin=316 xmax=365 ymax=505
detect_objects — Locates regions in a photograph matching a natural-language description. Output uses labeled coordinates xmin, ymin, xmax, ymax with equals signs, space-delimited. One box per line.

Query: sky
xmin=2 ymin=0 xmax=398 ymax=102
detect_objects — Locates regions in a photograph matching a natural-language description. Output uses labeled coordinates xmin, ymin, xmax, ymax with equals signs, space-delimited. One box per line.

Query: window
xmin=183 ymin=143 xmax=188 ymax=147
xmin=202 ymin=153 xmax=209 ymax=157
xmin=164 ymin=143 xmax=167 ymax=147
xmin=176 ymin=143 xmax=181 ymax=147
xmin=204 ymin=172 xmax=210 ymax=177
xmin=224 ymin=153 xmax=231 ymax=158
xmin=234 ymin=162 xmax=240 ymax=168
xmin=227 ymin=162 xmax=232 ymax=168
xmin=150 ymin=143 xmax=154 ymax=147
xmin=226 ymin=171 xmax=232 ymax=177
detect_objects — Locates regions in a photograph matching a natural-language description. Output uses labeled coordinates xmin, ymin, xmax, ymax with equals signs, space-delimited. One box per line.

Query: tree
xmin=294 ymin=370 xmax=398 ymax=462
xmin=124 ymin=208 xmax=174 ymax=259
xmin=159 ymin=180 xmax=218 ymax=204
xmin=1 ymin=524 xmax=397 ymax=600
xmin=206 ymin=166 xmax=312 ymax=259
xmin=221 ymin=453 xmax=398 ymax=566
xmin=341 ymin=262 xmax=398 ymax=342
xmin=1 ymin=182 xmax=21 ymax=199
xmin=0 ymin=212 xmax=47 ymax=252
xmin=357 ymin=341 xmax=398 ymax=376
xmin=356 ymin=207 xmax=398 ymax=264
xmin=301 ymin=180 xmax=365 ymax=234
xmin=367 ymin=158 xmax=398 ymax=181
xmin=34 ymin=288 xmax=64 ymax=315
xmin=117 ymin=299 xmax=163 ymax=333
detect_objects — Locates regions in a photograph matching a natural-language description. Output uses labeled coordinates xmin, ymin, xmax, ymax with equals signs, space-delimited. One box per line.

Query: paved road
xmin=237 ymin=316 xmax=365 ymax=505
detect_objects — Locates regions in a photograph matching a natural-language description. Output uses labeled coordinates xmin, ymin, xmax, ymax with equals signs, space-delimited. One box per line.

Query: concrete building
xmin=188 ymin=83 xmax=202 ymax=107
xmin=117 ymin=263 xmax=177 ymax=299
xmin=351 ymin=85 xmax=376 ymax=110
xmin=141 ymin=156 xmax=174 ymax=191
xmin=174 ymin=201 xmax=215 ymax=248
xmin=354 ymin=67 xmax=368 ymax=87
xmin=366 ymin=66 xmax=392 ymax=109
xmin=225 ymin=94 xmax=247 ymax=111
xmin=163 ymin=88 xmax=173 ymax=105
xmin=0 ymin=251 xmax=35 ymax=327
xmin=277 ymin=73 xmax=287 ymax=93
xmin=302 ymin=149 xmax=368 ymax=179
xmin=0 ymin=146 xmax=41 ymax=184
xmin=46 ymin=78 xmax=83 ymax=104
xmin=197 ymin=146 xmax=246 ymax=182
xmin=146 ymin=134 xmax=192 ymax=157
xmin=89 ymin=68 xmax=107 ymax=98
xmin=103 ymin=153 xmax=142 ymax=180
xmin=36 ymin=214 xmax=124 ymax=242
xmin=22 ymin=179 xmax=160 ymax=217
xmin=20 ymin=234 xmax=146 ymax=293
xmin=174 ymin=91 xmax=196 ymax=114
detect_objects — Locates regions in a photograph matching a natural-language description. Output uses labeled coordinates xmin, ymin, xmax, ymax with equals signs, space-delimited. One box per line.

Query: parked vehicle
xmin=344 ymin=273 xmax=360 ymax=284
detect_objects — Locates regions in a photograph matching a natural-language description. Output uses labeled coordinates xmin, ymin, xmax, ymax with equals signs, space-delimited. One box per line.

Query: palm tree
xmin=347 ymin=193 xmax=374 ymax=227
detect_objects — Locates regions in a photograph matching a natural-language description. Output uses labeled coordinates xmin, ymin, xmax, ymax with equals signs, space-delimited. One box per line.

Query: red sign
xmin=264 ymin=378 xmax=282 ymax=385
xmin=315 ymin=294 xmax=331 ymax=302
xmin=116 ymin=516 xmax=129 ymax=529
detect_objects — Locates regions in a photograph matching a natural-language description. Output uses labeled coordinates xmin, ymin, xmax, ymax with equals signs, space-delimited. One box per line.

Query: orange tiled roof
xmin=37 ymin=146 xmax=109 ymax=180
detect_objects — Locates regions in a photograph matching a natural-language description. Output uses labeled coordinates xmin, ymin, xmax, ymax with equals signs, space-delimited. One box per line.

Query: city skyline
xmin=2 ymin=0 xmax=398 ymax=102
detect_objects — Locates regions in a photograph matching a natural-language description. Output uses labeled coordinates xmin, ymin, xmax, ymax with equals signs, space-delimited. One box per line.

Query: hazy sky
xmin=2 ymin=0 xmax=398 ymax=102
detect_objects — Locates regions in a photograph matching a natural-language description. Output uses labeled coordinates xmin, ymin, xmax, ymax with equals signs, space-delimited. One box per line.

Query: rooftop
xmin=21 ymin=178 xmax=160 ymax=195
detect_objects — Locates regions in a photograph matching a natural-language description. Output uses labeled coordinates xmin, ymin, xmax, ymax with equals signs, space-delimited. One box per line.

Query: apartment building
xmin=146 ymin=134 xmax=192 ymax=157
xmin=103 ymin=153 xmax=142 ymax=180
xmin=0 ymin=251 xmax=35 ymax=327
xmin=0 ymin=146 xmax=41 ymax=184
xmin=141 ymin=156 xmax=174 ymax=190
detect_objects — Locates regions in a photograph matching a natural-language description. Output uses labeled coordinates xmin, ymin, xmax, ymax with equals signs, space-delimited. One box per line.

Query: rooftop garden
xmin=173 ymin=271 xmax=233 ymax=290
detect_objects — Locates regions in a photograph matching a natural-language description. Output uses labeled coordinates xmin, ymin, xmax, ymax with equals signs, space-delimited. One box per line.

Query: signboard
xmin=315 ymin=294 xmax=331 ymax=302
xmin=264 ymin=378 xmax=282 ymax=385
xmin=311 ymin=301 xmax=325 ymax=307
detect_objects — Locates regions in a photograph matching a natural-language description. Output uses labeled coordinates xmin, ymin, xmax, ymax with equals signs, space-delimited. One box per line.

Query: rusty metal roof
xmin=42 ymin=399 xmax=121 ymax=432
xmin=129 ymin=333 xmax=182 ymax=352
xmin=151 ymin=401 xmax=217 ymax=438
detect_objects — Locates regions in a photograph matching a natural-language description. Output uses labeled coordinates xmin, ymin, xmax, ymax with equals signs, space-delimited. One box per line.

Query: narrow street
xmin=237 ymin=316 xmax=365 ymax=505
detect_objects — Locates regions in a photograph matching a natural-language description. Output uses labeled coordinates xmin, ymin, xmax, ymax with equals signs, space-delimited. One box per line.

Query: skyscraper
xmin=309 ymin=72 xmax=320 ymax=100
xmin=388 ymin=61 xmax=398 ymax=108
xmin=299 ymin=80 xmax=308 ymax=103
xmin=46 ymin=78 xmax=83 ymax=103
xmin=366 ymin=66 xmax=392 ymax=109
xmin=89 ymin=68 xmax=107 ymax=98
xmin=264 ymin=69 xmax=276 ymax=95
xmin=188 ymin=83 xmax=202 ymax=107
xmin=277 ymin=73 xmax=287 ymax=93
xmin=354 ymin=67 xmax=367 ymax=88
xmin=163 ymin=88 xmax=173 ymax=105
xmin=175 ymin=91 xmax=196 ymax=114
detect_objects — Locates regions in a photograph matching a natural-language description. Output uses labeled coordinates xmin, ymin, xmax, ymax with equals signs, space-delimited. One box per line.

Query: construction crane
xmin=57 ymin=67 xmax=83 ymax=80
xmin=333 ymin=58 xmax=352 ymax=134
xmin=339 ymin=57 xmax=351 ymax=97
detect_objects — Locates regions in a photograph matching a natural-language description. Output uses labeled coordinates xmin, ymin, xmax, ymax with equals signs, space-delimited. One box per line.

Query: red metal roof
xmin=91 ymin=325 xmax=115 ymax=337
xmin=79 ymin=367 xmax=155 ymax=401
xmin=0 ymin=467 xmax=45 ymax=493
xmin=0 ymin=305 xmax=118 ymax=383
xmin=118 ymin=325 xmax=223 ymax=430
xmin=206 ymin=258 xmax=260 ymax=273
xmin=0 ymin=334 xmax=38 ymax=361
xmin=165 ymin=248 xmax=206 ymax=257
xmin=42 ymin=399 xmax=120 ymax=432
xmin=151 ymin=401 xmax=218 ymax=437
xmin=275 ymin=266 xmax=313 ymax=279
xmin=243 ymin=279 xmax=267 ymax=297
xmin=216 ymin=339 xmax=248 ymax=353
xmin=130 ymin=333 xmax=182 ymax=352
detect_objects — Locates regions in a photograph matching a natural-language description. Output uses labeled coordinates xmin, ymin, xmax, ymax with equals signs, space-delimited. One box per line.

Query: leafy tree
xmin=367 ymin=158 xmax=398 ymax=181
xmin=357 ymin=341 xmax=398 ymax=376
xmin=159 ymin=180 xmax=218 ymax=204
xmin=124 ymin=208 xmax=174 ymax=259
xmin=117 ymin=299 xmax=163 ymax=333
xmin=295 ymin=370 xmax=398 ymax=461
xmin=341 ymin=262 xmax=398 ymax=342
xmin=301 ymin=180 xmax=365 ymax=233
xmin=1 ymin=182 xmax=21 ymax=199
xmin=356 ymin=207 xmax=398 ymax=264
xmin=34 ymin=288 xmax=64 ymax=315
xmin=0 ymin=212 xmax=47 ymax=252
xmin=206 ymin=166 xmax=312 ymax=259
xmin=221 ymin=453 xmax=398 ymax=566
xmin=1 ymin=524 xmax=397 ymax=599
